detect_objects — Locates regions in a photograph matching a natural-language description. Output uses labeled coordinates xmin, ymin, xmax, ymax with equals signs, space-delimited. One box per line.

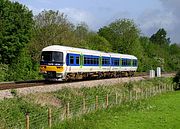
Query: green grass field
xmin=53 ymin=91 xmax=180 ymax=129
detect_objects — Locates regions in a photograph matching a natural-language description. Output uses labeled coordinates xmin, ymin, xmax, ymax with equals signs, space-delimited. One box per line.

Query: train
xmin=40 ymin=45 xmax=138 ymax=81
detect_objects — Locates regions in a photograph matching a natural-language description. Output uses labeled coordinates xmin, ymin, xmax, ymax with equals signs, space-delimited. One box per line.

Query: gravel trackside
xmin=0 ymin=77 xmax=145 ymax=100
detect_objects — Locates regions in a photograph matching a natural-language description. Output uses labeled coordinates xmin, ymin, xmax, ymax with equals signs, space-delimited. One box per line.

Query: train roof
xmin=42 ymin=45 xmax=137 ymax=59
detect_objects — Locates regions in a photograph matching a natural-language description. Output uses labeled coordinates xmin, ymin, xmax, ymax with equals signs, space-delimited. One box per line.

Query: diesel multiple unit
xmin=40 ymin=45 xmax=138 ymax=81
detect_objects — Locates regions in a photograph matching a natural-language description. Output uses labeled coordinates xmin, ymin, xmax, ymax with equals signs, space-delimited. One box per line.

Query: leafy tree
xmin=29 ymin=10 xmax=74 ymax=62
xmin=87 ymin=34 xmax=112 ymax=52
xmin=150 ymin=28 xmax=170 ymax=46
xmin=98 ymin=19 xmax=140 ymax=54
xmin=8 ymin=48 xmax=41 ymax=81
xmin=0 ymin=0 xmax=33 ymax=64
xmin=168 ymin=44 xmax=180 ymax=71
xmin=73 ymin=22 xmax=90 ymax=48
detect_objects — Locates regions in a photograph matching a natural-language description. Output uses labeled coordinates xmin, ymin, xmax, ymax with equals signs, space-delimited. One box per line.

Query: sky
xmin=14 ymin=0 xmax=180 ymax=43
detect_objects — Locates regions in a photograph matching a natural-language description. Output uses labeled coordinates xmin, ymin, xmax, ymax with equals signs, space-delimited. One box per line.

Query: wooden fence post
xmin=48 ymin=108 xmax=52 ymax=128
xmin=158 ymin=85 xmax=160 ymax=94
xmin=165 ymin=84 xmax=167 ymax=92
xmin=26 ymin=113 xmax=29 ymax=129
xmin=95 ymin=96 xmax=98 ymax=110
xmin=160 ymin=85 xmax=162 ymax=93
xmin=83 ymin=98 xmax=86 ymax=113
xmin=66 ymin=103 xmax=70 ymax=118
xmin=106 ymin=94 xmax=109 ymax=108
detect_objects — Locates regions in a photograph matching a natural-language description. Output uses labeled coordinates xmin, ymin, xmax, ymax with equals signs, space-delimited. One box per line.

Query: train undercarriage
xmin=44 ymin=71 xmax=135 ymax=81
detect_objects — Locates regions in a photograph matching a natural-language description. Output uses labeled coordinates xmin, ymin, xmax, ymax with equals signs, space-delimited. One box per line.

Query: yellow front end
xmin=40 ymin=65 xmax=64 ymax=73
xmin=40 ymin=65 xmax=65 ymax=80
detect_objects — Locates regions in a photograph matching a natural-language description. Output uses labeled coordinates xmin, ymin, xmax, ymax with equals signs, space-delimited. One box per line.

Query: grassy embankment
xmin=53 ymin=91 xmax=180 ymax=129
xmin=0 ymin=77 xmax=177 ymax=129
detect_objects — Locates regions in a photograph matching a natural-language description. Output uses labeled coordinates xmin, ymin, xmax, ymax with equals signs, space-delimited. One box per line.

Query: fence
xmin=0 ymin=84 xmax=174 ymax=129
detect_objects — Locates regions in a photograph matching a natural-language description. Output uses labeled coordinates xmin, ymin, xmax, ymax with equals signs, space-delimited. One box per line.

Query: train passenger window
xmin=70 ymin=56 xmax=74 ymax=64
xmin=112 ymin=58 xmax=119 ymax=66
xmin=133 ymin=60 xmax=137 ymax=66
xmin=127 ymin=59 xmax=131 ymax=66
xmin=122 ymin=59 xmax=127 ymax=66
xmin=102 ymin=58 xmax=110 ymax=65
xmin=114 ymin=59 xmax=119 ymax=66
xmin=83 ymin=56 xmax=99 ymax=65
xmin=76 ymin=56 xmax=80 ymax=64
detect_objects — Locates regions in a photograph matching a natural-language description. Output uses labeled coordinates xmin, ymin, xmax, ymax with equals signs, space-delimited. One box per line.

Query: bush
xmin=173 ymin=70 xmax=180 ymax=90
xmin=0 ymin=64 xmax=9 ymax=81
xmin=7 ymin=49 xmax=42 ymax=81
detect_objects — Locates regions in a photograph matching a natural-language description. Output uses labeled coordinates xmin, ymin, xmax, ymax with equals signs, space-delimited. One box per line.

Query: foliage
xmin=7 ymin=48 xmax=41 ymax=81
xmin=150 ymin=28 xmax=170 ymax=46
xmin=98 ymin=19 xmax=140 ymax=54
xmin=0 ymin=0 xmax=33 ymax=64
xmin=29 ymin=10 xmax=74 ymax=62
xmin=87 ymin=34 xmax=112 ymax=52
xmin=0 ymin=97 xmax=47 ymax=128
xmin=173 ymin=70 xmax=180 ymax=89
xmin=0 ymin=63 xmax=9 ymax=81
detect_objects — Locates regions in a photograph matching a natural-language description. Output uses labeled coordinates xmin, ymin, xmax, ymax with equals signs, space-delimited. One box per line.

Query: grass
xmin=0 ymin=77 xmax=175 ymax=129
xmin=52 ymin=91 xmax=180 ymax=129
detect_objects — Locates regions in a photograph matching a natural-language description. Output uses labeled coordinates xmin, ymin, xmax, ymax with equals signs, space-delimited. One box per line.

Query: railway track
xmin=0 ymin=80 xmax=46 ymax=90
xmin=0 ymin=72 xmax=175 ymax=91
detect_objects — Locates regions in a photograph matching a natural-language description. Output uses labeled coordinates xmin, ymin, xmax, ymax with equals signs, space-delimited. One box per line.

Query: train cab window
xmin=76 ymin=56 xmax=80 ymax=64
xmin=41 ymin=51 xmax=63 ymax=63
xmin=70 ymin=56 xmax=74 ymax=64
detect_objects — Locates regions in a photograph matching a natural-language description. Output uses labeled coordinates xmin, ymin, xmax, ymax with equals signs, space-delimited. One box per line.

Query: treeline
xmin=0 ymin=0 xmax=180 ymax=81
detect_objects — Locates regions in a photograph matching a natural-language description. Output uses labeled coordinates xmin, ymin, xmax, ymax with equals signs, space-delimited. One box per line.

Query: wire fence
xmin=0 ymin=84 xmax=175 ymax=129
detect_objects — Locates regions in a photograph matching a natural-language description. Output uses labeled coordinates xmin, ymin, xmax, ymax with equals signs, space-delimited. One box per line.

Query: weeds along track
xmin=0 ymin=72 xmax=175 ymax=91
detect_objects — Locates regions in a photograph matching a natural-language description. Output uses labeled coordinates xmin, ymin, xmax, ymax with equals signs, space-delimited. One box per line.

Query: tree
xmin=98 ymin=19 xmax=140 ymax=54
xmin=8 ymin=48 xmax=40 ymax=81
xmin=73 ymin=22 xmax=90 ymax=48
xmin=29 ymin=10 xmax=74 ymax=62
xmin=150 ymin=28 xmax=170 ymax=46
xmin=87 ymin=34 xmax=112 ymax=52
xmin=0 ymin=0 xmax=33 ymax=64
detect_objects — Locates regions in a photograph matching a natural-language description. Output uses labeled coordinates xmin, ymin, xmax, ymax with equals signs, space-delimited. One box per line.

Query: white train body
xmin=40 ymin=45 xmax=138 ymax=80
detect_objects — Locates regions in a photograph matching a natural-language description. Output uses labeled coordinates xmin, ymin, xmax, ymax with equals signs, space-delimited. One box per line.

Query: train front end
xmin=40 ymin=47 xmax=65 ymax=81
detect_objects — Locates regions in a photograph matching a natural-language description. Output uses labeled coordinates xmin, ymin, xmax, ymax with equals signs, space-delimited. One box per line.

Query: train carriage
xmin=40 ymin=45 xmax=138 ymax=81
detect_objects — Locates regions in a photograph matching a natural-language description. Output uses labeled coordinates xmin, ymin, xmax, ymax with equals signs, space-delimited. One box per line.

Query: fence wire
xmin=0 ymin=84 xmax=174 ymax=129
